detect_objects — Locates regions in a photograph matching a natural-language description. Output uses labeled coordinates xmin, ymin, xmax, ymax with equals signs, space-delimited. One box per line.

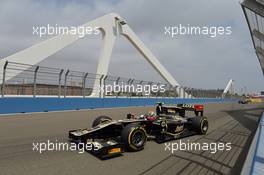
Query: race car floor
xmin=0 ymin=103 xmax=263 ymax=175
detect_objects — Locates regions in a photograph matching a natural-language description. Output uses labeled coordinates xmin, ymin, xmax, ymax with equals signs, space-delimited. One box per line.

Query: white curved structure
xmin=0 ymin=13 xmax=187 ymax=97
xmin=222 ymin=79 xmax=234 ymax=98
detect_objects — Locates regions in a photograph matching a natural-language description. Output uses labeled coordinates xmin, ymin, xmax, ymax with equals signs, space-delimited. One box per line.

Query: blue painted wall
xmin=0 ymin=97 xmax=237 ymax=114
xmin=0 ymin=97 xmax=235 ymax=114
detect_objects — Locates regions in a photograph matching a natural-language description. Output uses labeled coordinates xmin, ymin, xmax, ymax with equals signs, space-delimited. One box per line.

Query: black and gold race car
xmin=238 ymin=98 xmax=251 ymax=104
xmin=68 ymin=103 xmax=208 ymax=159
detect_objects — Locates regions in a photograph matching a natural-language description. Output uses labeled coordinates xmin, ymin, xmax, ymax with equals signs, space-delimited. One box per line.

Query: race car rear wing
xmin=177 ymin=104 xmax=204 ymax=116
xmin=160 ymin=103 xmax=204 ymax=117
xmin=176 ymin=104 xmax=204 ymax=111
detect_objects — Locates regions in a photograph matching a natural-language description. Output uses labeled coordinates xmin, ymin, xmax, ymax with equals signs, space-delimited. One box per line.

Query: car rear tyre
xmin=92 ymin=116 xmax=112 ymax=127
xmin=121 ymin=123 xmax=147 ymax=151
xmin=191 ymin=116 xmax=208 ymax=134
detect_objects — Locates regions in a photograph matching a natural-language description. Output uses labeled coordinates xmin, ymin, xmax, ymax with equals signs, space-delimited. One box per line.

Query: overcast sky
xmin=0 ymin=0 xmax=263 ymax=94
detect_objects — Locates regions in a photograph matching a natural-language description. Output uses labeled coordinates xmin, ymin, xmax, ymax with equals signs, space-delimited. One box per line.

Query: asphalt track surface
xmin=0 ymin=102 xmax=263 ymax=175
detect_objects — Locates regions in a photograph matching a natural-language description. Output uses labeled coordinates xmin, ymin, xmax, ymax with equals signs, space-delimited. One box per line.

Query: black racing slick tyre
xmin=92 ymin=116 xmax=112 ymax=127
xmin=121 ymin=124 xmax=147 ymax=151
xmin=191 ymin=116 xmax=208 ymax=134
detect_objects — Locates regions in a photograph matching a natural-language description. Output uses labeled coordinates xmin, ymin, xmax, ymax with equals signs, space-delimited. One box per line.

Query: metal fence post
xmin=156 ymin=83 xmax=160 ymax=98
xmin=64 ymin=70 xmax=70 ymax=98
xmin=115 ymin=77 xmax=120 ymax=98
xmin=33 ymin=66 xmax=39 ymax=97
xmin=1 ymin=61 xmax=8 ymax=97
xmin=129 ymin=79 xmax=134 ymax=97
xmin=126 ymin=79 xmax=131 ymax=97
xmin=58 ymin=69 xmax=64 ymax=98
xmin=148 ymin=82 xmax=153 ymax=98
xmin=99 ymin=75 xmax=104 ymax=98
xmin=103 ymin=75 xmax=108 ymax=97
xmin=139 ymin=81 xmax=143 ymax=97
xmin=82 ymin=73 xmax=88 ymax=98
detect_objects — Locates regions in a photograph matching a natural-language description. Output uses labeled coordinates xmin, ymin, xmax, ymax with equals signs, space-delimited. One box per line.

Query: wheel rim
xmin=201 ymin=120 xmax=208 ymax=133
xmin=131 ymin=130 xmax=145 ymax=147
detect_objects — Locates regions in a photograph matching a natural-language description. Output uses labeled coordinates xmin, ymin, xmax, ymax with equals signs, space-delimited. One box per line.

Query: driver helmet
xmin=146 ymin=111 xmax=156 ymax=121
xmin=156 ymin=102 xmax=164 ymax=106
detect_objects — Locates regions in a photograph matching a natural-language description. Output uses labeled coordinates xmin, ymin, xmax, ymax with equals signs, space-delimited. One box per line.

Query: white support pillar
xmin=222 ymin=79 xmax=234 ymax=98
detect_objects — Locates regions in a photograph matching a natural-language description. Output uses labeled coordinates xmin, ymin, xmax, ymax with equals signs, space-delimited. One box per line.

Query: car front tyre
xmin=121 ymin=123 xmax=147 ymax=151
